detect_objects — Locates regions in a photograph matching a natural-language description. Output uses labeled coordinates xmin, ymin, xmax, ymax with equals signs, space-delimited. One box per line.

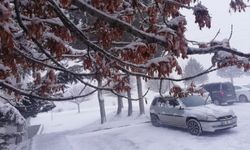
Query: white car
xmin=150 ymin=95 xmax=237 ymax=135
xmin=234 ymin=85 xmax=250 ymax=102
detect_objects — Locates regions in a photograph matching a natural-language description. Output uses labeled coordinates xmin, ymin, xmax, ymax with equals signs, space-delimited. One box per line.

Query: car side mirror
xmin=178 ymin=106 xmax=184 ymax=110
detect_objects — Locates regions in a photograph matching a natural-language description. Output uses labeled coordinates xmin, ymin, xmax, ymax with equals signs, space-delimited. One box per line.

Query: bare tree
xmin=146 ymin=79 xmax=171 ymax=93
xmin=182 ymin=58 xmax=208 ymax=86
xmin=67 ymin=83 xmax=92 ymax=113
xmin=217 ymin=66 xmax=244 ymax=84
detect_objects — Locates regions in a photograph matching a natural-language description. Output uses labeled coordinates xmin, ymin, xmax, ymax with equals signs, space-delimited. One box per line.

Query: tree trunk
xmin=136 ymin=76 xmax=145 ymax=114
xmin=127 ymin=77 xmax=133 ymax=116
xmin=77 ymin=103 xmax=80 ymax=113
xmin=230 ymin=77 xmax=234 ymax=84
xmin=117 ymin=96 xmax=123 ymax=115
xmin=97 ymin=78 xmax=106 ymax=124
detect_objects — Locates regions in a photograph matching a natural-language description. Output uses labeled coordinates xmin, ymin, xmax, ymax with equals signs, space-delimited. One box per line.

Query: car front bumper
xmin=220 ymin=98 xmax=237 ymax=104
xmin=199 ymin=116 xmax=237 ymax=132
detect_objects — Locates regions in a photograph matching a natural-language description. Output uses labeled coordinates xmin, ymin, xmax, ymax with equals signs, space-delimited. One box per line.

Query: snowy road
xmin=30 ymin=103 xmax=250 ymax=150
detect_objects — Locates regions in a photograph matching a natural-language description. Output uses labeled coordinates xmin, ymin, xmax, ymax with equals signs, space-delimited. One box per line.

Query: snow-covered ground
xmin=29 ymin=88 xmax=155 ymax=134
xmin=22 ymin=91 xmax=250 ymax=150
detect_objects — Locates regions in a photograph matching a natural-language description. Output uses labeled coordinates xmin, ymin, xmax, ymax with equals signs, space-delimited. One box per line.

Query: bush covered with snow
xmin=0 ymin=102 xmax=26 ymax=149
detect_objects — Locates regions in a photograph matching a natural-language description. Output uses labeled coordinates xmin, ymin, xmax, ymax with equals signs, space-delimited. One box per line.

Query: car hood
xmin=186 ymin=104 xmax=234 ymax=117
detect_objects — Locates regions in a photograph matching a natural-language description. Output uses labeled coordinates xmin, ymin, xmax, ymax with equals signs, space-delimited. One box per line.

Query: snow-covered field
xmin=23 ymin=92 xmax=250 ymax=150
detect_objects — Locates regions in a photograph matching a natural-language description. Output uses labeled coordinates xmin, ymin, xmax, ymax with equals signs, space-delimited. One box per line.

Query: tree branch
xmin=164 ymin=0 xmax=195 ymax=9
xmin=14 ymin=0 xmax=69 ymax=72
xmin=71 ymin=0 xmax=250 ymax=60
xmin=0 ymin=80 xmax=97 ymax=101
xmin=187 ymin=46 xmax=250 ymax=58
xmin=0 ymin=95 xmax=16 ymax=107
xmin=14 ymin=46 xmax=95 ymax=77
xmin=72 ymin=0 xmax=167 ymax=46
xmin=117 ymin=64 xmax=218 ymax=82
xmin=49 ymin=0 xmax=152 ymax=70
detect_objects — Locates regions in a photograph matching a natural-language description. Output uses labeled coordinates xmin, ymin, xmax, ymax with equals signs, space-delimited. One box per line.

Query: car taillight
xmin=220 ymin=90 xmax=224 ymax=96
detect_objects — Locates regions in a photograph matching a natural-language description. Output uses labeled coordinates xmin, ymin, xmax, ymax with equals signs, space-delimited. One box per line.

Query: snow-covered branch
xmin=188 ymin=46 xmax=250 ymax=58
xmin=71 ymin=0 xmax=167 ymax=46
xmin=14 ymin=46 xmax=95 ymax=77
xmin=71 ymin=0 xmax=249 ymax=60
xmin=0 ymin=80 xmax=97 ymax=101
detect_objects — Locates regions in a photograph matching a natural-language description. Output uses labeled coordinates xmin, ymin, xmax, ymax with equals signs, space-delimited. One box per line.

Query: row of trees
xmin=0 ymin=0 xmax=250 ymax=124
xmin=182 ymin=58 xmax=249 ymax=86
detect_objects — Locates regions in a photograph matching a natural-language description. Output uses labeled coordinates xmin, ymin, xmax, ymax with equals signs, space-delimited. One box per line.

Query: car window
xmin=222 ymin=83 xmax=234 ymax=91
xmin=234 ymin=86 xmax=241 ymax=90
xmin=168 ymin=99 xmax=179 ymax=108
xmin=151 ymin=97 xmax=159 ymax=106
xmin=203 ymin=84 xmax=220 ymax=91
xmin=156 ymin=98 xmax=167 ymax=107
xmin=243 ymin=85 xmax=250 ymax=89
xmin=202 ymin=85 xmax=210 ymax=91
xmin=181 ymin=96 xmax=206 ymax=107
xmin=204 ymin=95 xmax=212 ymax=104
xmin=210 ymin=84 xmax=220 ymax=91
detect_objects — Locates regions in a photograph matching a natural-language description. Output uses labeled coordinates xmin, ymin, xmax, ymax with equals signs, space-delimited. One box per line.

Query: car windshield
xmin=243 ymin=85 xmax=250 ymax=89
xmin=181 ymin=95 xmax=208 ymax=107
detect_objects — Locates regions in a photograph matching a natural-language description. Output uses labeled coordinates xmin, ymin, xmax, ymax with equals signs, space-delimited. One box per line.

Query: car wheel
xmin=213 ymin=100 xmax=220 ymax=105
xmin=187 ymin=119 xmax=202 ymax=136
xmin=150 ymin=114 xmax=161 ymax=127
xmin=239 ymin=95 xmax=248 ymax=102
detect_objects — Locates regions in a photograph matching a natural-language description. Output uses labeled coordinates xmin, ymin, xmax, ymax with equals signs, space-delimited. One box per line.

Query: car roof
xmin=154 ymin=96 xmax=175 ymax=100
xmin=235 ymin=85 xmax=250 ymax=89
xmin=154 ymin=95 xmax=203 ymax=100
xmin=202 ymin=82 xmax=232 ymax=86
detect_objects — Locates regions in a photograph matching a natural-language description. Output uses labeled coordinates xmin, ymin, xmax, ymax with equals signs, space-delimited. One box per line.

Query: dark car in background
xmin=201 ymin=82 xmax=236 ymax=105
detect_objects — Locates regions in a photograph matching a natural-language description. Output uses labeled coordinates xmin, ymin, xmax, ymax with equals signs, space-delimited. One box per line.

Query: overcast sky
xmin=180 ymin=0 xmax=250 ymax=85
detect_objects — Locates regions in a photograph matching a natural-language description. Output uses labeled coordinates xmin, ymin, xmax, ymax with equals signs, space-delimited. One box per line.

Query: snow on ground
xmin=30 ymin=93 xmax=118 ymax=134
xmin=30 ymin=106 xmax=116 ymax=134
xmin=30 ymin=88 xmax=156 ymax=134
xmin=26 ymin=90 xmax=250 ymax=150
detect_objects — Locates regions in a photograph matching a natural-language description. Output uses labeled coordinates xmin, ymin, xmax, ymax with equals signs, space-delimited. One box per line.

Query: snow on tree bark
xmin=136 ymin=76 xmax=145 ymax=114
xmin=116 ymin=95 xmax=123 ymax=115
xmin=127 ymin=76 xmax=133 ymax=116
xmin=97 ymin=78 xmax=106 ymax=124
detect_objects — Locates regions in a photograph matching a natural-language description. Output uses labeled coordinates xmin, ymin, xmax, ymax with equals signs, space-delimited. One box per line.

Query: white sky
xmin=180 ymin=0 xmax=250 ymax=85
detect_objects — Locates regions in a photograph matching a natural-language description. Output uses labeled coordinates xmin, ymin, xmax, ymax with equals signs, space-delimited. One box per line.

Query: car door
xmin=161 ymin=99 xmax=185 ymax=127
xmin=222 ymin=83 xmax=236 ymax=100
xmin=154 ymin=98 xmax=169 ymax=123
xmin=208 ymin=84 xmax=221 ymax=101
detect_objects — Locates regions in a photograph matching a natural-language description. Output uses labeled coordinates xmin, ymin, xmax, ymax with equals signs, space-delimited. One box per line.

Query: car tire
xmin=213 ymin=100 xmax=220 ymax=105
xmin=150 ymin=114 xmax=161 ymax=127
xmin=239 ymin=95 xmax=248 ymax=102
xmin=187 ymin=119 xmax=202 ymax=136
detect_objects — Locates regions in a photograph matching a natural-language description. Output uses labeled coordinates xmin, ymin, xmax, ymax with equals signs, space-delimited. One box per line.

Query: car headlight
xmin=229 ymin=110 xmax=236 ymax=117
xmin=206 ymin=115 xmax=217 ymax=121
